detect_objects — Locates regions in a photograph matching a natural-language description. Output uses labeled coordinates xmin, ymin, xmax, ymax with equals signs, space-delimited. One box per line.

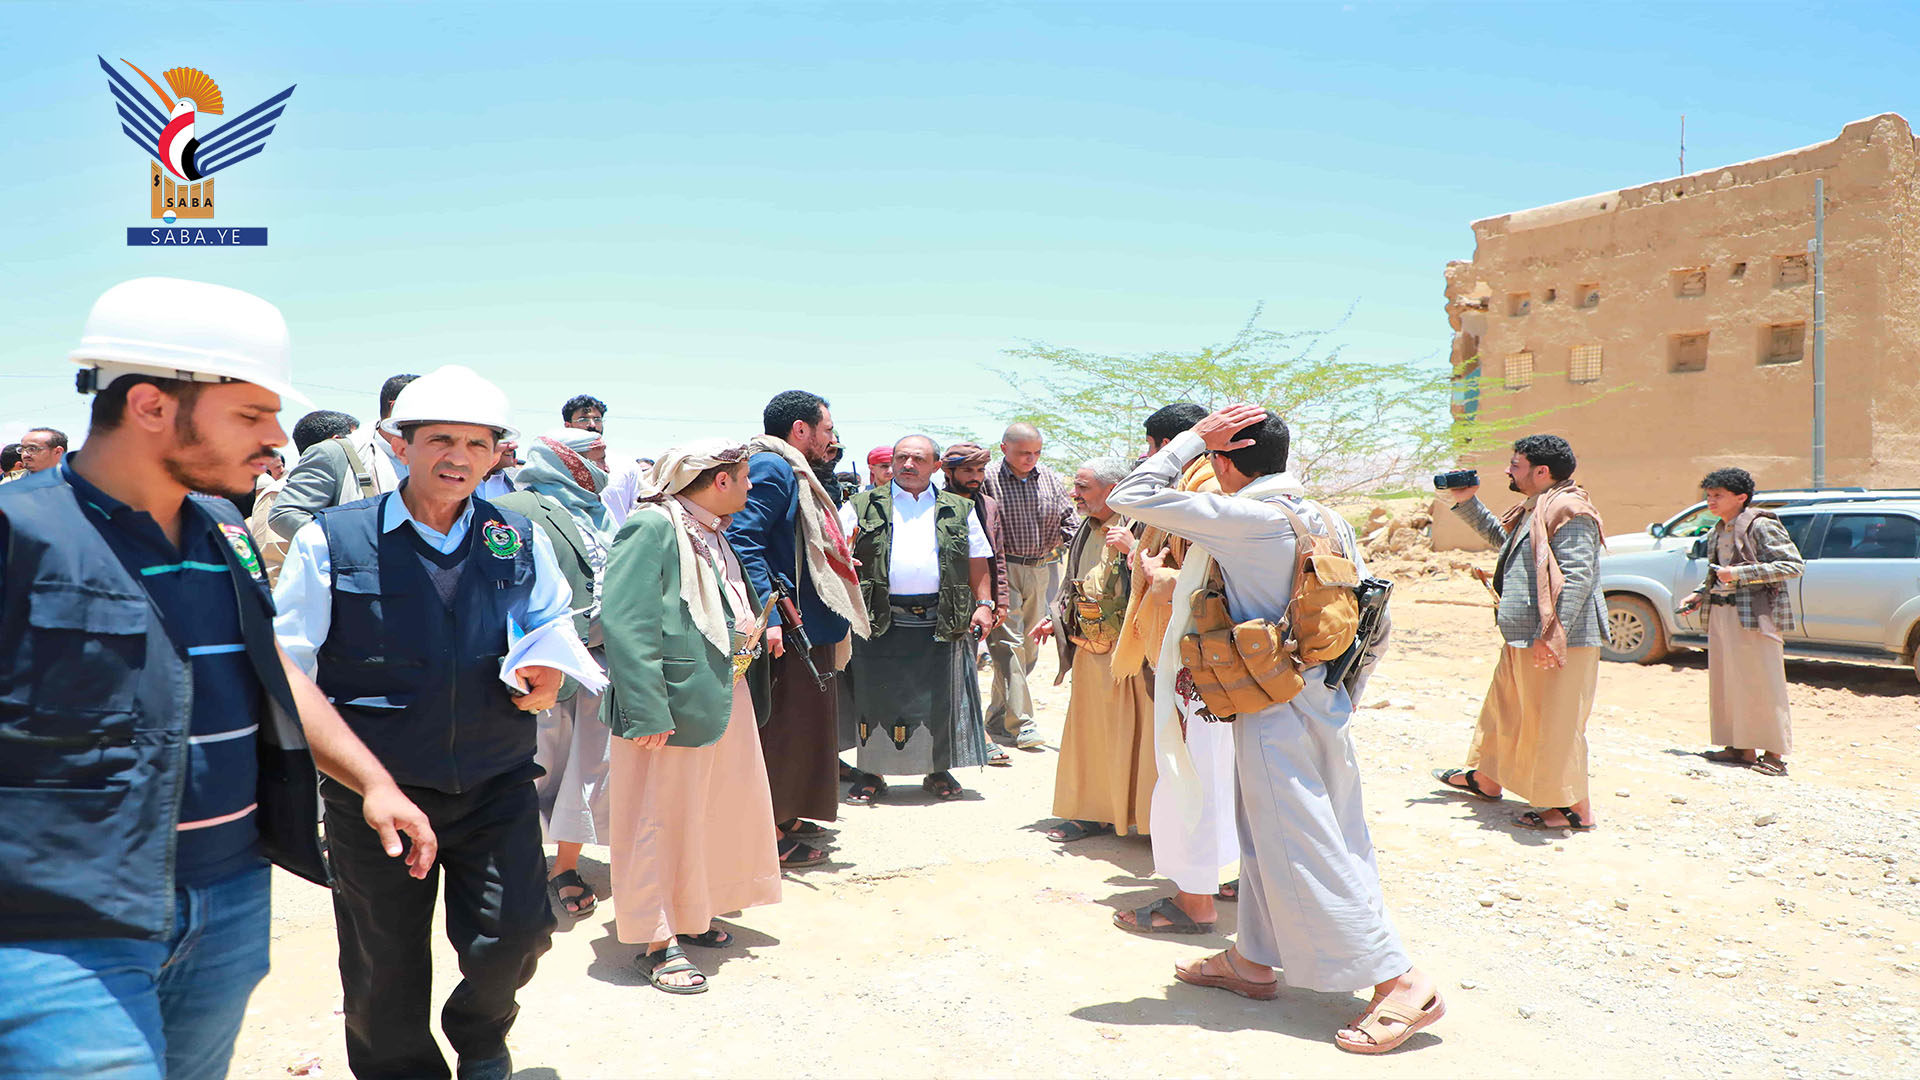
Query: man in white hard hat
xmin=274 ymin=363 xmax=572 ymax=1080
xmin=0 ymin=277 xmax=438 ymax=1080
xmin=269 ymin=373 xmax=419 ymax=539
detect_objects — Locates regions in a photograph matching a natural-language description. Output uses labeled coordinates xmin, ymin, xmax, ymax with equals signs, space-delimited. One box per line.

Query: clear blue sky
xmin=3 ymin=1 xmax=1911 ymax=467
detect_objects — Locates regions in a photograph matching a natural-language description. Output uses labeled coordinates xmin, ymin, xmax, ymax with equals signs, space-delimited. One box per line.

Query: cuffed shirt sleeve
xmin=271 ymin=521 xmax=334 ymax=678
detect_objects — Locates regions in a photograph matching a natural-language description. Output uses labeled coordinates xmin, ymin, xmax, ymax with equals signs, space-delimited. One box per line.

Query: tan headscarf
xmin=940 ymin=441 xmax=993 ymax=470
xmin=634 ymin=439 xmax=753 ymax=656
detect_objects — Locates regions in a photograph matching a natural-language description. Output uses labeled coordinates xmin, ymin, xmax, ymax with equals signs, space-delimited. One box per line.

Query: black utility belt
xmin=889 ymin=594 xmax=940 ymax=616
xmin=1707 ymin=594 xmax=1738 ymax=606
xmin=1004 ymin=554 xmax=1049 ymax=566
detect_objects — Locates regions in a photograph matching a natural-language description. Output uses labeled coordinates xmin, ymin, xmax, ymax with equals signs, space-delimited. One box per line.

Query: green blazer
xmin=492 ymin=490 xmax=596 ymax=701
xmin=600 ymin=504 xmax=766 ymax=748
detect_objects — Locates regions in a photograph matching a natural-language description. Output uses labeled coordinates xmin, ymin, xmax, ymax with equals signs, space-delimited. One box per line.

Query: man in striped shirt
xmin=981 ymin=422 xmax=1076 ymax=750
xmin=0 ymin=277 xmax=436 ymax=1080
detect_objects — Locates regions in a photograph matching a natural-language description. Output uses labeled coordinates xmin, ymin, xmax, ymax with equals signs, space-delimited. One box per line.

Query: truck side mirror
xmin=1648 ymin=523 xmax=1667 ymax=539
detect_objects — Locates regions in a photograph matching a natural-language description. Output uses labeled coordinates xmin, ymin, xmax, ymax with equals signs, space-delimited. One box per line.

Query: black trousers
xmin=322 ymin=773 xmax=555 ymax=1080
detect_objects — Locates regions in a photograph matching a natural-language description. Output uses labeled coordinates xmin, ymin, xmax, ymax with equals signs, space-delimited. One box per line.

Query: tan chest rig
xmin=1177 ymin=499 xmax=1361 ymax=719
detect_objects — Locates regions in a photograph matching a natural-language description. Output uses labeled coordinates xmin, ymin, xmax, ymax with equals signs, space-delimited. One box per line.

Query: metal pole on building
xmin=1811 ymin=177 xmax=1827 ymax=489
xmin=1679 ymin=114 xmax=1685 ymax=175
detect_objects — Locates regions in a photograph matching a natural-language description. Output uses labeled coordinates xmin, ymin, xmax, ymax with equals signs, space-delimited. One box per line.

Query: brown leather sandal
xmin=1335 ymin=990 xmax=1446 ymax=1054
xmin=1173 ymin=950 xmax=1279 ymax=1000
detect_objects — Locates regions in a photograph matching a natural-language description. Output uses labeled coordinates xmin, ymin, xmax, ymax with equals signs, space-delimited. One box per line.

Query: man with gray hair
xmin=839 ymin=435 xmax=998 ymax=802
xmin=982 ymin=421 xmax=1076 ymax=751
xmin=1031 ymin=456 xmax=1158 ymax=847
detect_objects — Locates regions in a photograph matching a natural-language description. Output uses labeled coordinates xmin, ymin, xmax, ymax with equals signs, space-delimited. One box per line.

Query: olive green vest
xmin=850 ymin=485 xmax=976 ymax=640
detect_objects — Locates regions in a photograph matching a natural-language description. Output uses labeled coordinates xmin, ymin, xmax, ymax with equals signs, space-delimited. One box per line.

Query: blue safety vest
xmin=313 ymin=494 xmax=539 ymax=793
xmin=0 ymin=469 xmax=325 ymax=942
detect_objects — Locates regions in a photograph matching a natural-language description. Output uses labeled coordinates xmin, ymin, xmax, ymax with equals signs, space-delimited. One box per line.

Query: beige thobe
xmin=1468 ymin=645 xmax=1600 ymax=808
xmin=1706 ymin=533 xmax=1793 ymax=755
xmin=609 ymin=514 xmax=782 ymax=945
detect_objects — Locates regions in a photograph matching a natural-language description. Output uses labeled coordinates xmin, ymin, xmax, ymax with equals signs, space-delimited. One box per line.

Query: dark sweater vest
xmin=314 ymin=494 xmax=538 ymax=793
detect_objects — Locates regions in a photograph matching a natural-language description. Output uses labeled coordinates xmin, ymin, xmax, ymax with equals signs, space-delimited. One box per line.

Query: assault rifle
xmin=1324 ymin=577 xmax=1394 ymax=700
xmin=769 ymin=573 xmax=833 ymax=691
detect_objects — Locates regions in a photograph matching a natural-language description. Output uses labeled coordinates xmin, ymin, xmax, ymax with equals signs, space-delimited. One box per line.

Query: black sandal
xmin=547 ymin=869 xmax=597 ymax=918
xmin=1702 ymin=748 xmax=1756 ymax=766
xmin=779 ymin=819 xmax=830 ymax=838
xmin=1431 ymin=768 xmax=1501 ymax=802
xmin=1216 ymin=879 xmax=1239 ymax=902
xmin=845 ymin=773 xmax=887 ymax=804
xmin=1114 ymin=896 xmax=1214 ymax=935
xmin=1044 ymin=819 xmax=1112 ymax=843
xmin=778 ymin=836 xmax=829 ymax=868
xmin=680 ymin=926 xmax=732 ymax=948
xmin=1751 ymin=754 xmax=1789 ymax=777
xmin=922 ymin=771 xmax=964 ymax=801
xmin=1515 ymin=807 xmax=1594 ymax=831
xmin=639 ymin=943 xmax=708 ymax=994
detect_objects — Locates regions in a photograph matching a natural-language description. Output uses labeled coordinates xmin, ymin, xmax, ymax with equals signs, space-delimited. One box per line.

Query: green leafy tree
xmin=968 ymin=308 xmax=1458 ymax=496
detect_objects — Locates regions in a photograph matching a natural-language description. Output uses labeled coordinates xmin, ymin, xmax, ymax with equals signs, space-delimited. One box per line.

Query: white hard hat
xmin=379 ymin=364 xmax=519 ymax=442
xmin=70 ymin=277 xmax=310 ymax=407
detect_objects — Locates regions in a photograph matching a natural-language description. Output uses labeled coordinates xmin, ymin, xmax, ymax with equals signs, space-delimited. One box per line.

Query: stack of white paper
xmin=499 ymin=615 xmax=608 ymax=695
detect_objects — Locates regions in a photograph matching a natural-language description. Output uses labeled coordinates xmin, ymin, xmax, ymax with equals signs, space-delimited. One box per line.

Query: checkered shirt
xmin=982 ymin=459 xmax=1076 ymax=560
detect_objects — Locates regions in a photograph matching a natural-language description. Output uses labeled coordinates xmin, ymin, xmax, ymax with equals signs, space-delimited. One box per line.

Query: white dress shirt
xmin=600 ymin=456 xmax=648 ymax=527
xmin=274 ymin=489 xmax=574 ymax=676
xmin=839 ymin=481 xmax=993 ymax=595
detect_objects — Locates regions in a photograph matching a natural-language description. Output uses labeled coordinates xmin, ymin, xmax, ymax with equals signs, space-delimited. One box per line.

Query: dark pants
xmin=323 ymin=774 xmax=554 ymax=1080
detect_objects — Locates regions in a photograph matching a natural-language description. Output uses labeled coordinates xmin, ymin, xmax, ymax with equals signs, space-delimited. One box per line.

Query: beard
xmin=950 ymin=478 xmax=982 ymax=496
xmin=161 ymin=409 xmax=274 ymax=498
xmin=1508 ymin=477 xmax=1522 ymax=493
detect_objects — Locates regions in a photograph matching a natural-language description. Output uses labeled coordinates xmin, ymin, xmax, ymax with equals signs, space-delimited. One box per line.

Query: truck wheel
xmin=1603 ymin=594 xmax=1670 ymax=664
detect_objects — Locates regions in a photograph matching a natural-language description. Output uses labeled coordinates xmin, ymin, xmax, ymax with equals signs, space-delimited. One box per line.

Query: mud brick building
xmin=1436 ymin=113 xmax=1920 ymax=548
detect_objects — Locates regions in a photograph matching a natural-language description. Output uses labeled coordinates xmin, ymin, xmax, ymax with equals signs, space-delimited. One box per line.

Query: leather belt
xmin=890 ymin=593 xmax=939 ymax=617
xmin=1707 ymin=594 xmax=1738 ymax=606
xmin=1005 ymin=554 xmax=1048 ymax=566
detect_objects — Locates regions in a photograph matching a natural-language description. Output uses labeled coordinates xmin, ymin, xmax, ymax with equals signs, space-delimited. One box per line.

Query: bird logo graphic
xmin=98 ymin=56 xmax=295 ymax=222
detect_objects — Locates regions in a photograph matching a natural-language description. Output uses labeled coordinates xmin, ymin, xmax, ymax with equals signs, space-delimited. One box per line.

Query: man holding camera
xmin=1433 ymin=434 xmax=1607 ymax=831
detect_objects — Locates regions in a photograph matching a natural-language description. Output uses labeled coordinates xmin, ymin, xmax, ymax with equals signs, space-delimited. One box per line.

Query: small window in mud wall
xmin=1507 ymin=291 xmax=1531 ymax=316
xmin=1577 ymin=283 xmax=1600 ymax=308
xmin=1776 ymin=254 xmax=1809 ymax=287
xmin=1504 ymin=350 xmax=1534 ymax=390
xmin=1672 ymin=267 xmax=1706 ymax=298
xmin=1569 ymin=343 xmax=1603 ymax=383
xmin=1761 ymin=321 xmax=1806 ymax=365
xmin=1669 ymin=332 xmax=1709 ymax=373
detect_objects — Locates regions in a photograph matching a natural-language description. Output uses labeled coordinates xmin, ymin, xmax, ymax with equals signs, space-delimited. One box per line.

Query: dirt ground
xmin=233 ymin=560 xmax=1920 ymax=1079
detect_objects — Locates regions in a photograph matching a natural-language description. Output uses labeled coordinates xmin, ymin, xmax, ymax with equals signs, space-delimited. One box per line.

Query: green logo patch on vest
xmin=218 ymin=522 xmax=263 ymax=577
xmin=481 ymin=519 xmax=522 ymax=559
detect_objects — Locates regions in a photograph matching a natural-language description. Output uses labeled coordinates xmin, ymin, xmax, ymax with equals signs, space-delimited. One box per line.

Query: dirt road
xmin=233 ymin=564 xmax=1919 ymax=1078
